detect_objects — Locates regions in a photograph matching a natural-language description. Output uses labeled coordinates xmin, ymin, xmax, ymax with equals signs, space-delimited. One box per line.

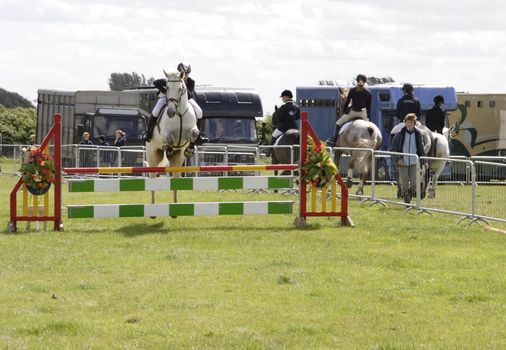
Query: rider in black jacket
xmin=396 ymin=83 xmax=421 ymax=123
xmin=266 ymin=89 xmax=300 ymax=156
xmin=425 ymin=95 xmax=446 ymax=134
xmin=327 ymin=74 xmax=371 ymax=147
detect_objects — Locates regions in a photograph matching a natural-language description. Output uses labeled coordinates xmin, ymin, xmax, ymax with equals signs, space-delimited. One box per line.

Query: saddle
xmin=274 ymin=129 xmax=298 ymax=146
xmin=338 ymin=116 xmax=367 ymax=136
xmin=338 ymin=121 xmax=353 ymax=136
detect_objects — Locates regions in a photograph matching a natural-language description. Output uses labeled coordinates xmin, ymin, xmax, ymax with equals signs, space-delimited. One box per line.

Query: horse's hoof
xmin=346 ymin=178 xmax=353 ymax=188
xmin=356 ymin=189 xmax=363 ymax=196
xmin=150 ymin=216 xmax=157 ymax=219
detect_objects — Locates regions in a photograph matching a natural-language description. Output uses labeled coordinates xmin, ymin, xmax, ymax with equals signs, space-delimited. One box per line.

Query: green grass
xmin=1 ymin=176 xmax=506 ymax=349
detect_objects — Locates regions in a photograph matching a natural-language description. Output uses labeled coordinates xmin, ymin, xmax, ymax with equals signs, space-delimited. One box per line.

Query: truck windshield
xmin=93 ymin=115 xmax=145 ymax=142
xmin=205 ymin=118 xmax=257 ymax=143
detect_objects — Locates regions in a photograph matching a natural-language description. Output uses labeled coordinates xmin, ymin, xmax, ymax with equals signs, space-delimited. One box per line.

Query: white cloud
xmin=1 ymin=0 xmax=505 ymax=112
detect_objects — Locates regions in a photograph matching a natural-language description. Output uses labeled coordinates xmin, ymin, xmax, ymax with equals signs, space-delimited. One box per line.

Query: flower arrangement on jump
xmin=20 ymin=146 xmax=55 ymax=195
xmin=301 ymin=137 xmax=338 ymax=186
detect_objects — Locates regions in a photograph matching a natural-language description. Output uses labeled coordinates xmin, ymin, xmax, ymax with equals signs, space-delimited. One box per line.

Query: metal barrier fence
xmin=474 ymin=161 xmax=506 ymax=222
xmin=3 ymin=141 xmax=505 ymax=224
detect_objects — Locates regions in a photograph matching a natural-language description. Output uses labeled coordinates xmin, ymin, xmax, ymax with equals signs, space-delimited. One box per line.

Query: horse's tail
xmin=351 ymin=137 xmax=376 ymax=149
xmin=350 ymin=137 xmax=375 ymax=177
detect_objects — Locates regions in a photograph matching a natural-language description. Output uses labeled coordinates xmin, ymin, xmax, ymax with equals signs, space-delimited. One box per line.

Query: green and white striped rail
xmin=67 ymin=201 xmax=294 ymax=218
xmin=68 ymin=176 xmax=294 ymax=192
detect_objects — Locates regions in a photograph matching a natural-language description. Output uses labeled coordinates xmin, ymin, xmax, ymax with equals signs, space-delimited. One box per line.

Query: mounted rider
xmin=396 ymin=83 xmax=421 ymax=123
xmin=266 ymin=89 xmax=300 ymax=157
xmin=143 ymin=62 xmax=209 ymax=149
xmin=327 ymin=74 xmax=371 ymax=147
xmin=426 ymin=95 xmax=446 ymax=134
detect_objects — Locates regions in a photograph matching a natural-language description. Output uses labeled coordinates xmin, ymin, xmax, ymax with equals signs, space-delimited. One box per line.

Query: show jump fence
xmin=9 ymin=112 xmax=351 ymax=232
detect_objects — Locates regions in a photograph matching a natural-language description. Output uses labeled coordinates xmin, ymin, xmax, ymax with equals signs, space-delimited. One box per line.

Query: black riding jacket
xmin=273 ymin=100 xmax=300 ymax=132
xmin=153 ymin=77 xmax=196 ymax=100
xmin=396 ymin=95 xmax=421 ymax=120
xmin=425 ymin=105 xmax=446 ymax=133
xmin=341 ymin=87 xmax=372 ymax=118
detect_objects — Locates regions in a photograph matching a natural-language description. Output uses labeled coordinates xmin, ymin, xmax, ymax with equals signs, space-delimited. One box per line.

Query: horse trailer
xmin=296 ymin=84 xmax=458 ymax=180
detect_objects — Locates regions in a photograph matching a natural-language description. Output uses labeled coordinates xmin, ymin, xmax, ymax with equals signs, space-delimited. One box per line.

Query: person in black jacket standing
xmin=426 ymin=95 xmax=446 ymax=134
xmin=266 ymin=89 xmax=300 ymax=156
xmin=327 ymin=74 xmax=371 ymax=147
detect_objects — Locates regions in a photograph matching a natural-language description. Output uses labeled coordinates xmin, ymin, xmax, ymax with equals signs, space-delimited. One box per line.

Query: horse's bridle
xmin=160 ymin=78 xmax=191 ymax=149
xmin=166 ymin=78 xmax=189 ymax=119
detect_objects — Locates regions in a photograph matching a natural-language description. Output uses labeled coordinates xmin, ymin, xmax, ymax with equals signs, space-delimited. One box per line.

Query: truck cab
xmin=79 ymin=107 xmax=147 ymax=145
xmin=192 ymin=87 xmax=263 ymax=166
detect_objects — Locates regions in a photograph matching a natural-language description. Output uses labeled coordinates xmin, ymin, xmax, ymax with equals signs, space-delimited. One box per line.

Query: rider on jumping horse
xmin=143 ymin=62 xmax=209 ymax=151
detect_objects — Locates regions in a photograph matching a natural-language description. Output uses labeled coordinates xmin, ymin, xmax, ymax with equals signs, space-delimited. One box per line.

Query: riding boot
xmin=143 ymin=114 xmax=158 ymax=142
xmin=327 ymin=125 xmax=341 ymax=148
xmin=194 ymin=119 xmax=209 ymax=145
xmin=265 ymin=136 xmax=276 ymax=157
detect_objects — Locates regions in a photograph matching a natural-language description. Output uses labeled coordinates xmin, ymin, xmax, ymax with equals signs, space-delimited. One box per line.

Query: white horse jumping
xmin=146 ymin=71 xmax=199 ymax=205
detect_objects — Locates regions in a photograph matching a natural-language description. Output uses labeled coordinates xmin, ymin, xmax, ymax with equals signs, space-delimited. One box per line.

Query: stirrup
xmin=194 ymin=134 xmax=209 ymax=146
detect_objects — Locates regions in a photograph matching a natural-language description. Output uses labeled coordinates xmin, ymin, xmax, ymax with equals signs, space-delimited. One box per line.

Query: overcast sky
xmin=1 ymin=0 xmax=506 ymax=114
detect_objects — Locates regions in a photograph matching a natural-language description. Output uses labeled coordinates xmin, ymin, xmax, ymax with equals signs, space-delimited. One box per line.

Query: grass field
xmin=1 ymin=175 xmax=506 ymax=349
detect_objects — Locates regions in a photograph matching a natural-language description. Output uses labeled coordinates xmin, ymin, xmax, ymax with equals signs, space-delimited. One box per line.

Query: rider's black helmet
xmin=433 ymin=95 xmax=445 ymax=104
xmin=177 ymin=62 xmax=191 ymax=74
xmin=402 ymin=83 xmax=414 ymax=93
xmin=356 ymin=74 xmax=367 ymax=83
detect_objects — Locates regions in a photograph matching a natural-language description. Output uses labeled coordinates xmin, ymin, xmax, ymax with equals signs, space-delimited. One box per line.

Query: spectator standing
xmin=114 ymin=130 xmax=126 ymax=147
xmin=79 ymin=132 xmax=93 ymax=145
xmin=390 ymin=113 xmax=426 ymax=204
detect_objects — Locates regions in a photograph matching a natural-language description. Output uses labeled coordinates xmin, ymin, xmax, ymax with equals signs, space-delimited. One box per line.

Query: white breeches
xmin=152 ymin=96 xmax=166 ymax=117
xmin=189 ymin=98 xmax=203 ymax=119
xmin=337 ymin=109 xmax=368 ymax=126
